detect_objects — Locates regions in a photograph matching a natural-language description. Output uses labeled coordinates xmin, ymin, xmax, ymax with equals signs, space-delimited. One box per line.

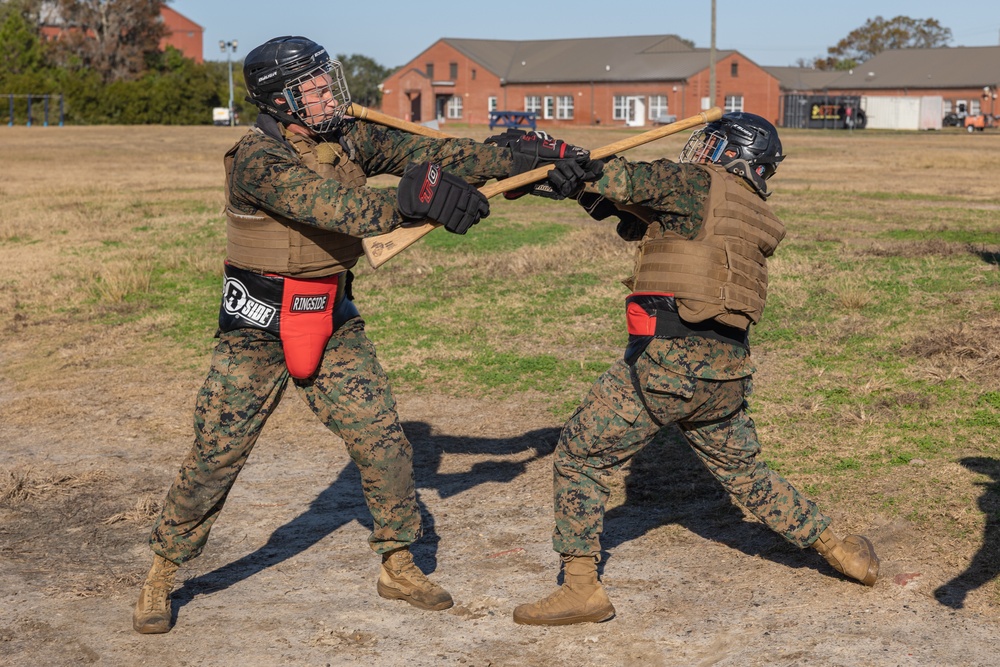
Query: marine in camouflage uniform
xmin=513 ymin=113 xmax=881 ymax=626
xmin=133 ymin=36 xmax=590 ymax=635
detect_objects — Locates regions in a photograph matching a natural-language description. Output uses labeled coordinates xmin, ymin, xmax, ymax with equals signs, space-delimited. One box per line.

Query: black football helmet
xmin=243 ymin=36 xmax=351 ymax=134
xmin=680 ymin=112 xmax=785 ymax=197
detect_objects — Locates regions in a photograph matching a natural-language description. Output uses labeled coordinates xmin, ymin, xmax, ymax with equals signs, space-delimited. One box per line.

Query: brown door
xmin=410 ymin=93 xmax=421 ymax=122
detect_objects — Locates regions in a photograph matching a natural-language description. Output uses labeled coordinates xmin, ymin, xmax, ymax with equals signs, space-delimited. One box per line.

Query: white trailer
xmin=861 ymin=96 xmax=944 ymax=130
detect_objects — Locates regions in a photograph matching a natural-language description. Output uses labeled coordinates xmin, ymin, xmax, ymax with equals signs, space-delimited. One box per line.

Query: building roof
xmin=825 ymin=46 xmax=1000 ymax=90
xmin=765 ymin=66 xmax=845 ymax=92
xmin=442 ymin=35 xmax=732 ymax=84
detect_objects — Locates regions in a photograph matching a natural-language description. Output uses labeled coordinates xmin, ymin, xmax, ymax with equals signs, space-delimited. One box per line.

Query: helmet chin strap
xmin=247 ymin=95 xmax=314 ymax=133
xmin=723 ymin=158 xmax=771 ymax=198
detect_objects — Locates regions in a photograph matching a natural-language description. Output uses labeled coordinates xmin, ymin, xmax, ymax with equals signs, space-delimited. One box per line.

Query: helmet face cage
xmin=282 ymin=58 xmax=351 ymax=134
xmin=679 ymin=128 xmax=728 ymax=165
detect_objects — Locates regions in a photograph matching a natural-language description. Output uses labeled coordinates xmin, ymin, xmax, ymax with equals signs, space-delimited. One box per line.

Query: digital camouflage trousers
xmin=552 ymin=350 xmax=831 ymax=556
xmin=149 ymin=317 xmax=421 ymax=563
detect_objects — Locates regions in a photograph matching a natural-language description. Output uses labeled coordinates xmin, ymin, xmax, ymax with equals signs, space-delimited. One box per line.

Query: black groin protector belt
xmin=623 ymin=292 xmax=748 ymax=366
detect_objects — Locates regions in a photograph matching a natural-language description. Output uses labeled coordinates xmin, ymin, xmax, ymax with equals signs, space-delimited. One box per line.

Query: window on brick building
xmin=556 ymin=96 xmax=574 ymax=119
xmin=724 ymin=95 xmax=744 ymax=113
xmin=488 ymin=97 xmax=498 ymax=112
xmin=446 ymin=95 xmax=463 ymax=119
xmin=426 ymin=63 xmax=434 ymax=79
xmin=648 ymin=95 xmax=668 ymax=119
xmin=731 ymin=62 xmax=739 ymax=77
xmin=472 ymin=68 xmax=477 ymax=80
xmin=449 ymin=62 xmax=458 ymax=80
xmin=525 ymin=96 xmax=541 ymax=114
xmin=613 ymin=96 xmax=629 ymax=120
xmin=543 ymin=96 xmax=554 ymax=119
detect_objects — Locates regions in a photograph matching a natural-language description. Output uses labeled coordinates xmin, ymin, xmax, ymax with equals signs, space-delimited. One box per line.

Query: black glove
xmin=577 ymin=192 xmax=648 ymax=241
xmin=485 ymin=129 xmax=589 ymax=175
xmin=501 ymin=180 xmax=561 ymax=201
xmin=397 ymin=162 xmax=489 ymax=234
xmin=545 ymin=158 xmax=604 ymax=199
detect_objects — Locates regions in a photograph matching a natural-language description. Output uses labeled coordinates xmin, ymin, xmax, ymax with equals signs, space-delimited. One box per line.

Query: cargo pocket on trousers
xmin=588 ymin=359 xmax=644 ymax=426
xmin=639 ymin=353 xmax=698 ymax=401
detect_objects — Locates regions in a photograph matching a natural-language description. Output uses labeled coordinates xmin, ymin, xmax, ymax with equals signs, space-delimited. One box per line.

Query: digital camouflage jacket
xmin=226 ymin=115 xmax=519 ymax=240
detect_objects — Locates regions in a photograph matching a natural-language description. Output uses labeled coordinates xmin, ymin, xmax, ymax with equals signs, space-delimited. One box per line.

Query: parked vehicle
xmin=942 ymin=112 xmax=964 ymax=127
xmin=212 ymin=107 xmax=238 ymax=126
xmin=964 ymin=114 xmax=996 ymax=133
xmin=965 ymin=86 xmax=998 ymax=132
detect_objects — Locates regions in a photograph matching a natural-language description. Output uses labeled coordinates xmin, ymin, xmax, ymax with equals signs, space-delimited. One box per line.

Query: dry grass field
xmin=1 ymin=121 xmax=1000 ymax=666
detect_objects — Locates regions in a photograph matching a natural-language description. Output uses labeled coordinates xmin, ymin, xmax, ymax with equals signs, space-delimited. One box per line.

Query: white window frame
xmin=724 ymin=95 xmax=744 ymax=113
xmin=524 ymin=95 xmax=541 ymax=114
xmin=446 ymin=95 xmax=463 ymax=119
xmin=613 ymin=95 xmax=629 ymax=121
xmin=647 ymin=95 xmax=668 ymax=119
xmin=556 ymin=95 xmax=574 ymax=120
xmin=543 ymin=96 xmax=554 ymax=120
xmin=488 ymin=96 xmax=498 ymax=112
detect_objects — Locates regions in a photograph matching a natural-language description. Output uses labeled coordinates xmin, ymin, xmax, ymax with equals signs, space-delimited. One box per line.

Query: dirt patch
xmin=3 ymin=375 xmax=1000 ymax=667
xmin=3 ymin=125 xmax=1000 ymax=665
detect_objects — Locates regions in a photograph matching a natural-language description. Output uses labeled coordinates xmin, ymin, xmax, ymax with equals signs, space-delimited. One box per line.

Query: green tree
xmin=0 ymin=2 xmax=47 ymax=83
xmin=0 ymin=0 xmax=44 ymax=24
xmin=97 ymin=46 xmax=222 ymax=124
xmin=813 ymin=15 xmax=952 ymax=70
xmin=336 ymin=53 xmax=391 ymax=109
xmin=204 ymin=57 xmax=252 ymax=124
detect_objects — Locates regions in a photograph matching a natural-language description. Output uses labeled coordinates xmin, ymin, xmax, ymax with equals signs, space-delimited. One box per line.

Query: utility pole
xmin=708 ymin=0 xmax=716 ymax=111
xmin=220 ymin=39 xmax=238 ymax=126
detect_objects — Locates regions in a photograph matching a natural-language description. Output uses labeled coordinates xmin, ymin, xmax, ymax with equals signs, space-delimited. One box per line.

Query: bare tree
xmin=50 ymin=0 xmax=166 ymax=83
xmin=816 ymin=15 xmax=952 ymax=70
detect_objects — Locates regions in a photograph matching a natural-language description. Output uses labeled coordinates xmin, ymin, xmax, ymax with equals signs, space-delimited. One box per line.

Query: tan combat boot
xmin=377 ymin=547 xmax=453 ymax=611
xmin=812 ymin=526 xmax=880 ymax=586
xmin=132 ymin=554 xmax=180 ymax=634
xmin=512 ymin=555 xmax=616 ymax=625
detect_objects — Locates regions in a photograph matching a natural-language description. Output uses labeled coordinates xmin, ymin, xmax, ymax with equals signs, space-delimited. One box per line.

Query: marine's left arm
xmin=582 ymin=157 xmax=711 ymax=237
xmin=342 ymin=120 xmax=520 ymax=183
xmin=587 ymin=157 xmax=708 ymax=213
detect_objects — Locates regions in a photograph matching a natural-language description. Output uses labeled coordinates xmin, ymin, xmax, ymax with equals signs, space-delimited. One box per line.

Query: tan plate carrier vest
xmin=223 ymin=128 xmax=368 ymax=278
xmin=629 ymin=165 xmax=786 ymax=330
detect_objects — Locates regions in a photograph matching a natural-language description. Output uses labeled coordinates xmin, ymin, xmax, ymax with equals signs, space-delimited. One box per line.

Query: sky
xmin=169 ymin=0 xmax=1000 ymax=69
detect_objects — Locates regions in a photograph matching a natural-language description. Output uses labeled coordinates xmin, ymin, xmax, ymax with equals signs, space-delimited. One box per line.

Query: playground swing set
xmin=4 ymin=94 xmax=65 ymax=127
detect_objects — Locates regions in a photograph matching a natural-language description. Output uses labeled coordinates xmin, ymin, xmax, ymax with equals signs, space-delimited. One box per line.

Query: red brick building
xmin=160 ymin=5 xmax=203 ymax=63
xmin=768 ymin=46 xmax=1000 ymax=130
xmin=380 ymin=36 xmax=782 ymax=129
xmin=38 ymin=3 xmax=203 ymax=63
xmin=821 ymin=46 xmax=1000 ymax=119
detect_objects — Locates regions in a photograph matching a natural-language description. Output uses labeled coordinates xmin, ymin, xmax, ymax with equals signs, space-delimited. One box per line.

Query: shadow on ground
xmin=170 ymin=421 xmax=559 ymax=617
xmin=602 ymin=425 xmax=817 ymax=574
xmin=933 ymin=456 xmax=1000 ymax=609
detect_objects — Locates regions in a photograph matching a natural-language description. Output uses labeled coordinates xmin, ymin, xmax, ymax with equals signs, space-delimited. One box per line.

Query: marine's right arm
xmin=228 ymin=133 xmax=411 ymax=238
